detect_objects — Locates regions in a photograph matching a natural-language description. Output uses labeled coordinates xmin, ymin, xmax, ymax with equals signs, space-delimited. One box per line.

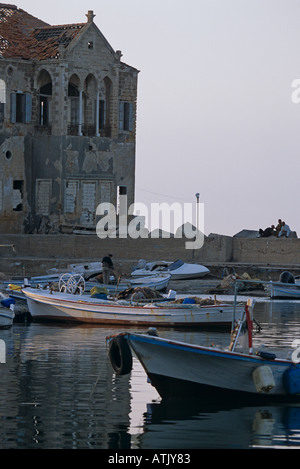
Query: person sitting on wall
xmin=275 ymin=219 xmax=283 ymax=237
xmin=102 ymin=254 xmax=115 ymax=284
xmin=258 ymin=225 xmax=276 ymax=237
xmin=278 ymin=221 xmax=291 ymax=238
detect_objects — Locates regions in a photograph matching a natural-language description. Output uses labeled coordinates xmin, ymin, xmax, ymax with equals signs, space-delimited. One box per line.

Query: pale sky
xmin=14 ymin=0 xmax=300 ymax=236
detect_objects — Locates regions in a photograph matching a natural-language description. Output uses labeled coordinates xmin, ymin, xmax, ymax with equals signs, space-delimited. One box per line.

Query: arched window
xmin=68 ymin=75 xmax=80 ymax=133
xmin=99 ymin=76 xmax=112 ymax=136
xmin=83 ymin=74 xmax=97 ymax=135
xmin=37 ymin=70 xmax=52 ymax=126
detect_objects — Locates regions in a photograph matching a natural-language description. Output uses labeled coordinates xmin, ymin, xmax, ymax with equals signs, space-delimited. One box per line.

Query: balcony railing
xmin=67 ymin=124 xmax=112 ymax=137
xmin=34 ymin=124 xmax=52 ymax=135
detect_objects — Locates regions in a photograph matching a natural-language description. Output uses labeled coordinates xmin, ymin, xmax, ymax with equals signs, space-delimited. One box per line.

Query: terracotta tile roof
xmin=28 ymin=23 xmax=85 ymax=60
xmin=0 ymin=4 xmax=85 ymax=60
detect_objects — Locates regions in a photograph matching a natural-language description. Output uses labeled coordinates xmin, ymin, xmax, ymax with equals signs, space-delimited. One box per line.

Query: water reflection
xmin=0 ymin=300 xmax=300 ymax=448
xmin=0 ymin=324 xmax=134 ymax=449
xmin=138 ymin=399 xmax=300 ymax=449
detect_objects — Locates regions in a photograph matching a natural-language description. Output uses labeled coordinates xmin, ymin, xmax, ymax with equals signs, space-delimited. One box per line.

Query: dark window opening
xmin=68 ymin=83 xmax=79 ymax=127
xmin=16 ymin=93 xmax=25 ymax=123
xmin=38 ymin=82 xmax=52 ymax=126
xmin=119 ymin=186 xmax=127 ymax=196
xmin=0 ymin=102 xmax=4 ymax=122
xmin=13 ymin=180 xmax=23 ymax=211
xmin=119 ymin=101 xmax=133 ymax=131
xmin=39 ymin=96 xmax=49 ymax=126
xmin=99 ymin=100 xmax=105 ymax=129
xmin=123 ymin=103 xmax=131 ymax=131
xmin=40 ymin=83 xmax=52 ymax=95
xmin=68 ymin=83 xmax=79 ymax=97
xmin=117 ymin=185 xmax=127 ymax=215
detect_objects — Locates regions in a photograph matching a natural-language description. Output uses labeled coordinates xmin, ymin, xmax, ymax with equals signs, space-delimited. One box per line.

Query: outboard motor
xmin=280 ymin=271 xmax=295 ymax=284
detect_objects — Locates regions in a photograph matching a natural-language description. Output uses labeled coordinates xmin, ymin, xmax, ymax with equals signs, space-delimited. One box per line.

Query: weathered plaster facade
xmin=0 ymin=5 xmax=138 ymax=233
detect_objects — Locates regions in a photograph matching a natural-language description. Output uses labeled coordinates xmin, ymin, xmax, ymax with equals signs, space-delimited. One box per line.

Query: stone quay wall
xmin=1 ymin=233 xmax=300 ymax=277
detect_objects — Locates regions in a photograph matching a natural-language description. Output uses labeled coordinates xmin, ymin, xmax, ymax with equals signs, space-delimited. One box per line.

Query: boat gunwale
xmin=126 ymin=332 xmax=294 ymax=366
xmin=22 ymin=288 xmax=244 ymax=313
xmin=0 ymin=312 xmax=14 ymax=320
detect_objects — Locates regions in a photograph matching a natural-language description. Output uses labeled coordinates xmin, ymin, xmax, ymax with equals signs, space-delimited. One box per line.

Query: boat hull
xmin=0 ymin=307 xmax=15 ymax=327
xmin=23 ymin=288 xmax=243 ymax=327
xmin=129 ymin=274 xmax=170 ymax=290
xmin=131 ymin=260 xmax=209 ymax=280
xmin=125 ymin=333 xmax=300 ymax=400
xmin=269 ymin=283 xmax=300 ymax=299
xmin=169 ymin=271 xmax=208 ymax=280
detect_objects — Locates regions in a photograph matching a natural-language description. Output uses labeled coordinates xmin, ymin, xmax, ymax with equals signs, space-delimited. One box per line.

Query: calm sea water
xmin=1 ymin=298 xmax=300 ymax=450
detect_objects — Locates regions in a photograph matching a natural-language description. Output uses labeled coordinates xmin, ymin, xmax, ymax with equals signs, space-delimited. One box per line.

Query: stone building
xmin=0 ymin=4 xmax=138 ymax=233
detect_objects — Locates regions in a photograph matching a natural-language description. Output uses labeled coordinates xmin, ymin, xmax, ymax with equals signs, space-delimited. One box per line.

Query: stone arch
xmin=37 ymin=69 xmax=52 ymax=94
xmin=68 ymin=73 xmax=81 ymax=96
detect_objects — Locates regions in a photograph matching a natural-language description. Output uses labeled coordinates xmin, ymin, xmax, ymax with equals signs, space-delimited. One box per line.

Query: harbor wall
xmin=1 ymin=233 xmax=300 ymax=277
xmin=232 ymin=237 xmax=300 ymax=264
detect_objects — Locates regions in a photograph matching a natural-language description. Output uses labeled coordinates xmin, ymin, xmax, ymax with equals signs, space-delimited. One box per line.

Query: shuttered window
xmin=36 ymin=179 xmax=51 ymax=215
xmin=64 ymin=180 xmax=78 ymax=213
xmin=10 ymin=92 xmax=32 ymax=123
xmin=119 ymin=101 xmax=133 ymax=131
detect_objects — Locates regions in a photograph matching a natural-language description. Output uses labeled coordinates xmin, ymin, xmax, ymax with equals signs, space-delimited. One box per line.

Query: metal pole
xmin=195 ymin=193 xmax=200 ymax=233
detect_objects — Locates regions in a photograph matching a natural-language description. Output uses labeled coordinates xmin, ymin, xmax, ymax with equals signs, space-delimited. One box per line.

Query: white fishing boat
xmin=265 ymin=271 xmax=300 ymax=300
xmin=47 ymin=262 xmax=103 ymax=280
xmin=264 ymin=272 xmax=300 ymax=299
xmin=21 ymin=274 xmax=244 ymax=327
xmin=268 ymin=282 xmax=300 ymax=299
xmin=129 ymin=273 xmax=170 ymax=291
xmin=1 ymin=262 xmax=104 ymax=292
xmin=5 ymin=272 xmax=171 ymax=303
xmin=131 ymin=259 xmax=209 ymax=279
xmin=107 ymin=300 xmax=300 ymax=401
xmin=167 ymin=260 xmax=210 ymax=279
xmin=86 ymin=273 xmax=171 ymax=295
xmin=0 ymin=307 xmax=15 ymax=327
xmin=0 ymin=296 xmax=15 ymax=327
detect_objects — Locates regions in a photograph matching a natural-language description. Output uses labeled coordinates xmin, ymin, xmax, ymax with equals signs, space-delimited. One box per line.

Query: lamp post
xmin=195 ymin=193 xmax=200 ymax=234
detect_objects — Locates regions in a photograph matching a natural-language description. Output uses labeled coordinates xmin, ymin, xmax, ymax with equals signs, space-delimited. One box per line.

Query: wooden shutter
xmin=25 ymin=93 xmax=32 ymax=123
xmin=10 ymin=93 xmax=16 ymax=123
xmin=128 ymin=102 xmax=133 ymax=131
xmin=119 ymin=101 xmax=124 ymax=130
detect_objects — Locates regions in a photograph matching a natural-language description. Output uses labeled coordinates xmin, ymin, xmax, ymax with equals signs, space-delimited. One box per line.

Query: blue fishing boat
xmin=107 ymin=300 xmax=300 ymax=401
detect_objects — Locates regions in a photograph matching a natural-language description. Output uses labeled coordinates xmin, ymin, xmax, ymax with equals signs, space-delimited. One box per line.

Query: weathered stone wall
xmin=0 ymin=13 xmax=138 ymax=235
xmin=1 ymin=233 xmax=300 ymax=276
xmin=0 ymin=134 xmax=26 ymax=233
xmin=232 ymin=237 xmax=300 ymax=264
